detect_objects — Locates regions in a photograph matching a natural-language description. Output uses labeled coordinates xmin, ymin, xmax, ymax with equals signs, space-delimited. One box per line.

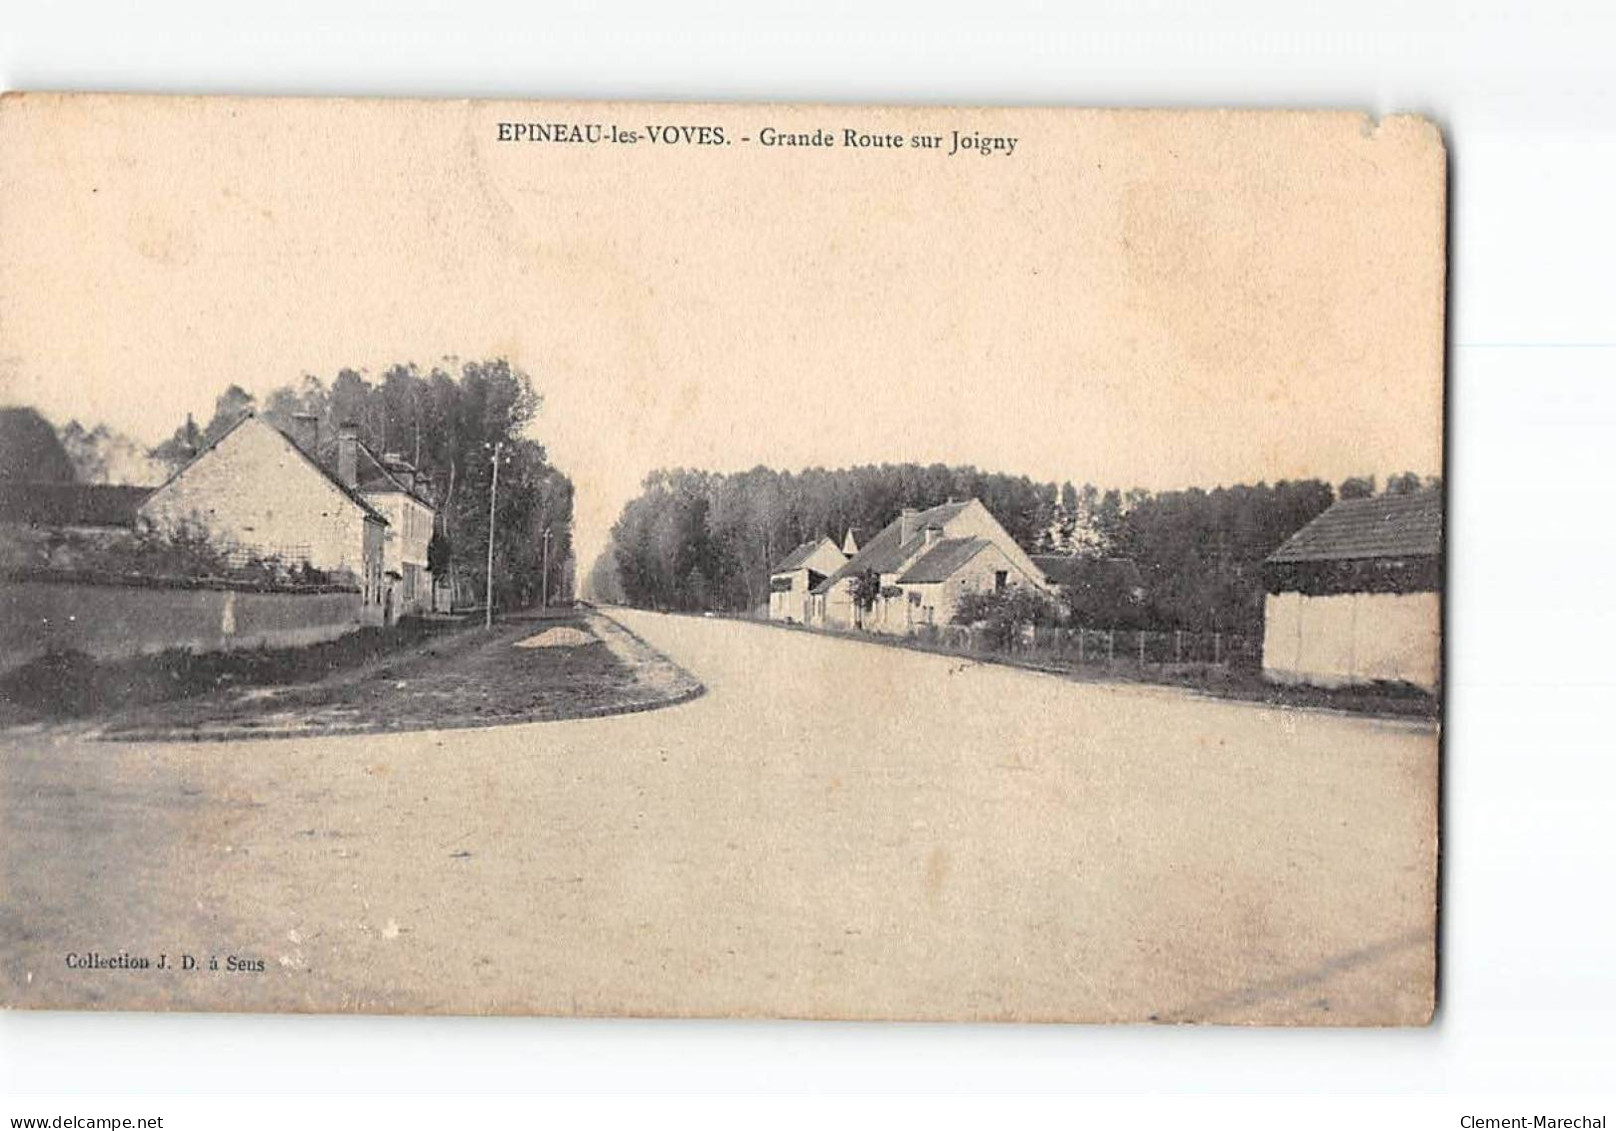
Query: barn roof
xmin=1267 ymin=493 xmax=1442 ymax=563
xmin=0 ymin=482 xmax=154 ymax=528
xmin=897 ymin=537 xmax=989 ymax=584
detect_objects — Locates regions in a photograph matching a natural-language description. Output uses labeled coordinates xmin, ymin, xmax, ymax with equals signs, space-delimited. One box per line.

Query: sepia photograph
xmin=0 ymin=95 xmax=1445 ymax=1025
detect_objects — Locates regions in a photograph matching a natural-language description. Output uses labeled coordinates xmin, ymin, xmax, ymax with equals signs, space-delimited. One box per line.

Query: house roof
xmin=0 ymin=482 xmax=154 ymax=528
xmin=896 ymin=537 xmax=990 ymax=584
xmin=771 ymin=537 xmax=837 ymax=574
xmin=353 ymin=445 xmax=434 ymax=508
xmin=1267 ymin=493 xmax=1442 ymax=564
xmin=811 ymin=499 xmax=974 ymax=594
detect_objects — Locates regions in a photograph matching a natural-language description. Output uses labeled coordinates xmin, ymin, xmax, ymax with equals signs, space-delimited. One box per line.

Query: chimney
xmin=337 ymin=422 xmax=360 ymax=489
xmin=899 ymin=507 xmax=918 ymax=544
xmin=290 ymin=412 xmax=319 ymax=455
xmin=923 ymin=524 xmax=943 ymax=546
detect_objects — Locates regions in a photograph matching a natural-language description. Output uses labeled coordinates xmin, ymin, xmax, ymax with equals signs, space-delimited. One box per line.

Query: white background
xmin=2 ymin=0 xmax=1613 ymax=1122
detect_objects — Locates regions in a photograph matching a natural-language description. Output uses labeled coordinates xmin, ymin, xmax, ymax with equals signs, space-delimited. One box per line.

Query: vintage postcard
xmin=0 ymin=95 xmax=1444 ymax=1024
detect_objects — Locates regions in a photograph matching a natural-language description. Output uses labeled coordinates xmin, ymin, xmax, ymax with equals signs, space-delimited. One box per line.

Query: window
xmin=995 ymin=570 xmax=1008 ymax=592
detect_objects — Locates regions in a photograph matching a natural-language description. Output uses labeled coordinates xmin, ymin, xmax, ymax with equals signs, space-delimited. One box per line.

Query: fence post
xmin=1174 ymin=629 xmax=1182 ymax=663
xmin=1213 ymin=631 xmax=1221 ymax=664
xmin=1077 ymin=627 xmax=1085 ymax=664
xmin=1107 ymin=629 xmax=1115 ymax=664
xmin=1138 ymin=630 xmax=1146 ymax=668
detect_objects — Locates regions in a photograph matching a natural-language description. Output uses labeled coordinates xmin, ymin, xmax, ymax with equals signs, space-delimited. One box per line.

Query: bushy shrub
xmin=952 ymin=585 xmax=1062 ymax=650
xmin=2 ymin=522 xmax=345 ymax=590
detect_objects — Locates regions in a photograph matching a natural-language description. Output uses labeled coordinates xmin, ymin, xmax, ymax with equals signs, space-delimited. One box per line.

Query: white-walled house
xmin=351 ymin=439 xmax=438 ymax=619
xmin=767 ymin=536 xmax=848 ymax=623
xmin=1261 ymin=493 xmax=1442 ymax=692
xmin=139 ymin=414 xmax=389 ymax=621
xmin=807 ymin=499 xmax=1050 ymax=634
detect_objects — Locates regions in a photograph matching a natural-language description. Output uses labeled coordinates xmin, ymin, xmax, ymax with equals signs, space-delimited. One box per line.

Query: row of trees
xmin=601 ymin=463 xmax=1439 ymax=632
xmin=74 ymin=359 xmax=575 ymax=611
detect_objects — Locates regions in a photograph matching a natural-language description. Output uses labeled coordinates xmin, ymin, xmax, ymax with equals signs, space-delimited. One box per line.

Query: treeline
xmin=601 ymin=463 xmax=1438 ymax=631
xmin=84 ymin=358 xmax=573 ymax=611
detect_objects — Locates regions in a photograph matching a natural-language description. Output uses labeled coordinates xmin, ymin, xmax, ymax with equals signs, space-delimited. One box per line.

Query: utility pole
xmin=485 ymin=441 xmax=502 ymax=629
xmin=541 ymin=526 xmax=553 ymax=610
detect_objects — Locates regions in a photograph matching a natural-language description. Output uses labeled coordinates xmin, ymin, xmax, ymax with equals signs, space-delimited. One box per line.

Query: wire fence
xmin=913 ymin=623 xmax=1261 ymax=672
xmin=219 ymin=544 xmax=313 ymax=568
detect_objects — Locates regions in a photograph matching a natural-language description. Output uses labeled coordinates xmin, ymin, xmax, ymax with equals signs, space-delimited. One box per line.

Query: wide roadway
xmin=0 ymin=607 xmax=1437 ymax=1022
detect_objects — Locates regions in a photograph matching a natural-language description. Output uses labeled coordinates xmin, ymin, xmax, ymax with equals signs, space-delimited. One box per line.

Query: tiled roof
xmin=0 ymin=482 xmax=153 ymax=528
xmin=896 ymin=537 xmax=989 ymax=584
xmin=811 ymin=500 xmax=973 ymax=594
xmin=1267 ymin=493 xmax=1442 ymax=563
xmin=354 ymin=444 xmax=434 ymax=507
xmin=771 ymin=537 xmax=834 ymax=574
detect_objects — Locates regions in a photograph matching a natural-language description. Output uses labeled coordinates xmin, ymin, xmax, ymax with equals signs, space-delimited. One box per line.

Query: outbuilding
xmin=1261 ymin=492 xmax=1442 ymax=693
xmin=768 ymin=536 xmax=848 ymax=623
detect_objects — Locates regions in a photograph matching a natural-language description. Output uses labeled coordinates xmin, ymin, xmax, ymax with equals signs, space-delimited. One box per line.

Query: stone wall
xmin=0 ymin=578 xmax=364 ymax=673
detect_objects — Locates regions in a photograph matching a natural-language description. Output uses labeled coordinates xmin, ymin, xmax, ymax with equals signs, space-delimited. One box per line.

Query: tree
xmin=0 ymin=407 xmax=77 ymax=484
xmin=1385 ymin=471 xmax=1424 ymax=496
xmin=848 ymin=568 xmax=883 ymax=614
xmin=150 ymin=414 xmax=205 ymax=476
xmin=426 ymin=530 xmax=452 ymax=576
xmin=202 ymin=385 xmax=256 ymax=442
xmin=1339 ymin=475 xmax=1376 ymax=500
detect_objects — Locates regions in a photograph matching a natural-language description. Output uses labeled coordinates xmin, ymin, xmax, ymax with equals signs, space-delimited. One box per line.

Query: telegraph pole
xmin=541 ymin=526 xmax=553 ymax=610
xmin=485 ymin=441 xmax=502 ymax=629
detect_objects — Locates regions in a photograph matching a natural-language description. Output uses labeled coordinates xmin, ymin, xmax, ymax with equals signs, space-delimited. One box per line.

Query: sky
xmin=0 ymin=96 xmax=1445 ymax=571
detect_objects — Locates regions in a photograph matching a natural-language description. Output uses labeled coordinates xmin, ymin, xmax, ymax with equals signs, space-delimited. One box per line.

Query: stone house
xmin=807 ymin=498 xmax=1050 ymax=634
xmin=139 ymin=413 xmax=389 ymax=620
xmin=767 ymin=536 xmax=849 ymax=623
xmin=1261 ymin=492 xmax=1442 ymax=692
xmin=345 ymin=432 xmax=438 ymax=620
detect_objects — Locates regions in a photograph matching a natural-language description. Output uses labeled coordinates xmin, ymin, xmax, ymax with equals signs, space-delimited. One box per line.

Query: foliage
xmin=0 ymin=407 xmax=77 ymax=485
xmin=1101 ymin=479 xmax=1338 ymax=632
xmin=426 ymin=531 xmax=452 ymax=576
xmin=848 ymin=569 xmax=883 ymax=612
xmin=2 ymin=523 xmax=339 ymax=590
xmin=150 ymin=414 xmax=205 ymax=476
xmin=57 ymin=419 xmax=167 ymax=486
xmin=952 ymin=586 xmax=1062 ymax=649
xmin=1339 ymin=475 xmax=1376 ymax=500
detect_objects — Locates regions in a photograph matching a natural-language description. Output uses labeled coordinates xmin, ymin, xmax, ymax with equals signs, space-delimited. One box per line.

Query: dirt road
xmin=0 ymin=608 xmax=1437 ymax=1022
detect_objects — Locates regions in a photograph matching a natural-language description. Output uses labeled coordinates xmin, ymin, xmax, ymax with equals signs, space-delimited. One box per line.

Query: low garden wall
xmin=0 ymin=576 xmax=363 ymax=674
